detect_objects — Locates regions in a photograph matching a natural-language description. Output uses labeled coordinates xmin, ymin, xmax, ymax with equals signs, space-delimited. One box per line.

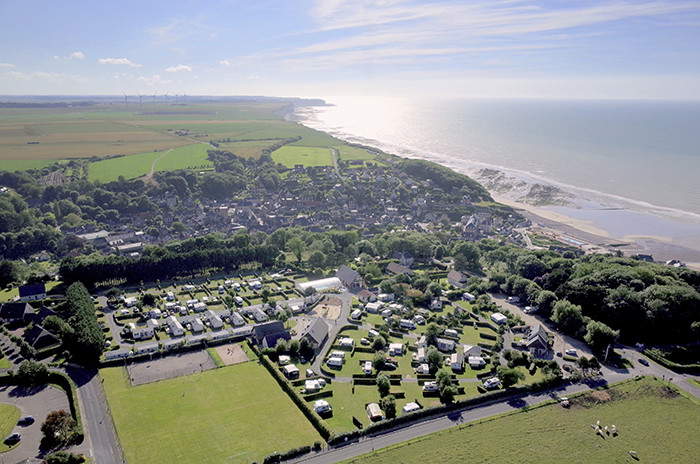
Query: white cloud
xmin=0 ymin=62 xmax=15 ymax=68
xmin=165 ymin=64 xmax=192 ymax=73
xmin=98 ymin=57 xmax=143 ymax=68
xmin=219 ymin=59 xmax=231 ymax=67
xmin=7 ymin=70 xmax=90 ymax=84
xmin=137 ymin=74 xmax=172 ymax=86
xmin=70 ymin=51 xmax=85 ymax=60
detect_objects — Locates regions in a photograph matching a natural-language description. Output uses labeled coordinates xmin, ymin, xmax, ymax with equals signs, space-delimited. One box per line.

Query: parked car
xmin=17 ymin=416 xmax=34 ymax=426
xmin=565 ymin=349 xmax=578 ymax=357
xmin=360 ymin=338 xmax=370 ymax=346
xmin=4 ymin=433 xmax=20 ymax=444
xmin=384 ymin=363 xmax=397 ymax=370
xmin=638 ymin=358 xmax=649 ymax=366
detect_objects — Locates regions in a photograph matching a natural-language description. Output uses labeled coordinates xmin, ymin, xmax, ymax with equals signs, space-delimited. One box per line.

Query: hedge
xmin=644 ymin=348 xmax=700 ymax=374
xmin=303 ymin=390 xmax=334 ymax=402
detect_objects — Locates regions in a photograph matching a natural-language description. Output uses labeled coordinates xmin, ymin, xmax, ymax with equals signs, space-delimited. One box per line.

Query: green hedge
xmin=303 ymin=390 xmax=333 ymax=402
xmin=644 ymin=348 xmax=700 ymax=374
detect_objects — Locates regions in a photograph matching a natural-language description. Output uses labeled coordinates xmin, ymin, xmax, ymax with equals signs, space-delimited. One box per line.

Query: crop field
xmin=272 ymin=146 xmax=333 ymax=167
xmin=0 ymin=403 xmax=21 ymax=452
xmin=101 ymin=361 xmax=321 ymax=464
xmin=341 ymin=377 xmax=700 ymax=464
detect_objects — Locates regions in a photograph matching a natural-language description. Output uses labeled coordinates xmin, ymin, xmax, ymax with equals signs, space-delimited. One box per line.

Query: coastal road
xmin=65 ymin=367 xmax=123 ymax=464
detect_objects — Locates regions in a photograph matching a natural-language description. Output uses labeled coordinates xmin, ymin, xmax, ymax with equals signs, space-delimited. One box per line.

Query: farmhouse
xmin=447 ymin=270 xmax=469 ymax=288
xmin=252 ymin=321 xmax=291 ymax=349
xmin=357 ymin=289 xmax=376 ymax=303
xmin=392 ymin=251 xmax=414 ymax=267
xmin=18 ymin=283 xmax=46 ymax=301
xmin=526 ymin=324 xmax=550 ymax=356
xmin=24 ymin=324 xmax=60 ymax=351
xmin=302 ymin=318 xmax=329 ymax=351
xmin=335 ymin=265 xmax=362 ymax=288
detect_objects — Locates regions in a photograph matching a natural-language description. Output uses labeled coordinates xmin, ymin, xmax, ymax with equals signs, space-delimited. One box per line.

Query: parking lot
xmin=0 ymin=384 xmax=71 ymax=463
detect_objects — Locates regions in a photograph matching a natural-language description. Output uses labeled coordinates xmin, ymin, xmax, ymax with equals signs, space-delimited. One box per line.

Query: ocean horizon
xmin=291 ymin=96 xmax=700 ymax=258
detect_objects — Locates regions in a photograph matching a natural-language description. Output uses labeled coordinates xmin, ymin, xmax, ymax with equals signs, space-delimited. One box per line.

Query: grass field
xmin=272 ymin=146 xmax=333 ymax=167
xmin=87 ymin=150 xmax=164 ymax=182
xmin=154 ymin=143 xmax=214 ymax=172
xmin=0 ymin=158 xmax=59 ymax=172
xmin=341 ymin=377 xmax=700 ymax=464
xmin=101 ymin=361 xmax=321 ymax=464
xmin=0 ymin=403 xmax=21 ymax=452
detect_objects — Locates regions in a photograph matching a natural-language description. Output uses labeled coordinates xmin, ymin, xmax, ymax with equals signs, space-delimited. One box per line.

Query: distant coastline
xmin=292 ymin=99 xmax=700 ymax=269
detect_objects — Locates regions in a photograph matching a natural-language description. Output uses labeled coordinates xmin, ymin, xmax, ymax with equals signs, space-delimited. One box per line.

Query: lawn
xmin=0 ymin=403 xmax=21 ymax=452
xmin=101 ymin=361 xmax=321 ymax=464
xmin=271 ymin=146 xmax=333 ymax=167
xmin=341 ymin=377 xmax=700 ymax=464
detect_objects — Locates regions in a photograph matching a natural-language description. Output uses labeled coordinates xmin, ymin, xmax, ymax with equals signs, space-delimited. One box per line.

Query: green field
xmin=101 ymin=361 xmax=321 ymax=464
xmin=272 ymin=146 xmax=333 ymax=167
xmin=87 ymin=150 xmax=164 ymax=182
xmin=0 ymin=158 xmax=59 ymax=172
xmin=154 ymin=143 xmax=214 ymax=172
xmin=342 ymin=377 xmax=700 ymax=464
xmin=0 ymin=403 xmax=21 ymax=452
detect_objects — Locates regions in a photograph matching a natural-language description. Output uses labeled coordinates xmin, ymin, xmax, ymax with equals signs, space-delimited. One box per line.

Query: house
xmin=450 ymin=352 xmax=464 ymax=371
xmin=18 ymin=283 xmax=46 ymax=301
xmin=0 ymin=302 xmax=34 ymax=323
xmin=303 ymin=318 xmax=329 ymax=351
xmin=132 ymin=326 xmax=155 ymax=340
xmin=230 ymin=311 xmax=245 ymax=326
xmin=366 ymin=403 xmax=383 ymax=422
xmin=251 ymin=307 xmax=268 ymax=323
xmin=413 ymin=347 xmax=426 ymax=363
xmin=24 ymin=324 xmax=60 ymax=351
xmin=335 ymin=265 xmax=362 ymax=288
xmin=186 ymin=333 xmax=208 ymax=345
xmin=209 ymin=330 xmax=232 ymax=342
xmin=165 ymin=315 xmax=184 ymax=337
xmin=135 ymin=341 xmax=159 ymax=354
xmin=204 ymin=310 xmax=224 ymax=330
xmin=436 ymin=338 xmax=455 ymax=353
xmin=147 ymin=309 xmax=162 ymax=319
xmin=468 ymin=356 xmax=486 ymax=368
xmin=181 ymin=316 xmax=204 ymax=333
xmin=415 ymin=363 xmax=429 ymax=374
xmin=392 ymin=251 xmax=414 ymax=267
xmin=526 ymin=324 xmax=550 ymax=356
xmin=282 ymin=364 xmax=300 ymax=379
xmin=252 ymin=321 xmax=291 ymax=349
xmin=447 ymin=270 xmax=469 ymax=289
xmin=491 ymin=312 xmax=508 ymax=325
xmin=357 ymin=289 xmax=377 ymax=303
xmin=430 ymin=298 xmax=443 ymax=310
xmin=463 ymin=344 xmax=482 ymax=357
xmin=386 ymin=262 xmax=413 ymax=276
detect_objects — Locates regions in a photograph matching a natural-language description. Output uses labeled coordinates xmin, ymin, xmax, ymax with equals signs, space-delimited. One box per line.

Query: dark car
xmin=638 ymin=358 xmax=649 ymax=366
xmin=18 ymin=416 xmax=35 ymax=426
xmin=4 ymin=433 xmax=20 ymax=444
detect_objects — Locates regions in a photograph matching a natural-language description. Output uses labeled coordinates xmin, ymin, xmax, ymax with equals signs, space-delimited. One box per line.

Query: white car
xmin=483 ymin=377 xmax=501 ymax=389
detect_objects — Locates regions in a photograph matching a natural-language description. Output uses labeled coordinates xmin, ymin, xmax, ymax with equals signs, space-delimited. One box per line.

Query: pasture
xmin=272 ymin=146 xmax=333 ymax=167
xmin=101 ymin=361 xmax=321 ymax=464
xmin=341 ymin=377 xmax=700 ymax=464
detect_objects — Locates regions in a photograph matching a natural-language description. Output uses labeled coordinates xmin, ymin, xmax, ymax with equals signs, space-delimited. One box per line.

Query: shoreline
xmin=292 ymin=103 xmax=700 ymax=269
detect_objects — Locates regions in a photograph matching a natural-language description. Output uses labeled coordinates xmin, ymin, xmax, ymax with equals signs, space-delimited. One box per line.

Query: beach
xmin=292 ymin=98 xmax=700 ymax=270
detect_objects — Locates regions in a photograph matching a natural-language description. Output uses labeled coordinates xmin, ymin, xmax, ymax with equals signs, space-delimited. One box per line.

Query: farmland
xmin=101 ymin=360 xmax=321 ymax=464
xmin=341 ymin=377 xmax=700 ymax=464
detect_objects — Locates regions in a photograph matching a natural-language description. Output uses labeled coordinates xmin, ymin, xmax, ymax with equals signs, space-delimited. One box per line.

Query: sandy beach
xmin=496 ymin=195 xmax=700 ymax=270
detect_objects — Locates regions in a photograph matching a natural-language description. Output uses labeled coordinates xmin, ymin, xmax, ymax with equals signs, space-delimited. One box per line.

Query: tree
xmin=41 ymin=410 xmax=77 ymax=446
xmin=45 ymin=451 xmax=86 ymax=464
xmin=550 ymin=300 xmax=585 ymax=335
xmin=307 ymin=251 xmax=326 ymax=269
xmin=584 ymin=320 xmax=619 ymax=354
xmin=535 ymin=290 xmax=558 ymax=317
xmin=373 ymin=351 xmax=387 ymax=372
xmin=371 ymin=335 xmax=386 ymax=352
xmin=379 ymin=395 xmax=396 ymax=419
xmin=16 ymin=360 xmax=49 ymax=386
xmin=497 ymin=366 xmax=525 ymax=389
xmin=425 ymin=323 xmax=441 ymax=347
xmin=286 ymin=237 xmax=305 ymax=263
xmin=453 ymin=241 xmax=481 ymax=272
xmin=376 ymin=373 xmax=391 ymax=397
xmin=426 ymin=346 xmax=443 ymax=375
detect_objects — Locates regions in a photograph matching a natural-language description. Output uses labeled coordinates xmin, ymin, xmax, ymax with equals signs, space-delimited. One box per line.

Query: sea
xmin=290 ymin=97 xmax=700 ymax=260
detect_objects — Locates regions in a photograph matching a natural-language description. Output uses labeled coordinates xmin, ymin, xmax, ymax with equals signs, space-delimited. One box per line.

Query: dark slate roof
xmin=527 ymin=325 xmax=549 ymax=349
xmin=29 ymin=306 xmax=59 ymax=324
xmin=252 ymin=321 xmax=290 ymax=347
xmin=24 ymin=324 xmax=60 ymax=350
xmin=386 ymin=262 xmax=413 ymax=276
xmin=303 ymin=318 xmax=329 ymax=346
xmin=0 ymin=302 xmax=34 ymax=321
xmin=18 ymin=283 xmax=46 ymax=298
xmin=335 ymin=265 xmax=361 ymax=286
xmin=447 ymin=270 xmax=468 ymax=288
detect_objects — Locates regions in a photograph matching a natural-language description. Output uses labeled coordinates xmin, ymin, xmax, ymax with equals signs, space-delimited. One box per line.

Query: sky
xmin=1 ymin=0 xmax=700 ymax=100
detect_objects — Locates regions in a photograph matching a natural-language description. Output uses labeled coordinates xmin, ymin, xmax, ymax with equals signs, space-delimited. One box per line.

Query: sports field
xmin=342 ymin=377 xmax=700 ymax=464
xmin=272 ymin=146 xmax=333 ymax=167
xmin=101 ymin=361 xmax=321 ymax=464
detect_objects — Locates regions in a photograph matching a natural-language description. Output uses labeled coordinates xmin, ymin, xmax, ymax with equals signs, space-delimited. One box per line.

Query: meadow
xmin=101 ymin=361 xmax=321 ymax=464
xmin=341 ymin=377 xmax=700 ymax=464
xmin=272 ymin=146 xmax=333 ymax=167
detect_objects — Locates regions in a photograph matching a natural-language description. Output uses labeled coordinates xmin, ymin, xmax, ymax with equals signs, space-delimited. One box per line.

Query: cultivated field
xmin=272 ymin=146 xmax=333 ymax=167
xmin=101 ymin=361 xmax=322 ymax=464
xmin=341 ymin=377 xmax=700 ymax=464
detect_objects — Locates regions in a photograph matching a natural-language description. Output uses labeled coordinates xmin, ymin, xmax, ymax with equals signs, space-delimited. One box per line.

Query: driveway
xmin=0 ymin=385 xmax=72 ymax=463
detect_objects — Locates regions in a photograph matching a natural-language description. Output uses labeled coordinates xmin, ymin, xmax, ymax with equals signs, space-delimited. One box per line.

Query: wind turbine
xmin=182 ymin=91 xmax=187 ymax=104
xmin=136 ymin=92 xmax=144 ymax=107
xmin=174 ymin=92 xmax=180 ymax=104
xmin=163 ymin=92 xmax=169 ymax=105
xmin=152 ymin=92 xmax=157 ymax=107
xmin=122 ymin=91 xmax=128 ymax=110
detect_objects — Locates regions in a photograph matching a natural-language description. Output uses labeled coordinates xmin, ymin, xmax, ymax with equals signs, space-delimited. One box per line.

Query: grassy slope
xmin=101 ymin=362 xmax=321 ymax=464
xmin=341 ymin=378 xmax=700 ymax=464
xmin=0 ymin=403 xmax=21 ymax=452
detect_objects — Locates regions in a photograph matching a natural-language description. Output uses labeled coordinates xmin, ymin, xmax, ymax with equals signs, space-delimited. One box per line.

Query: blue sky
xmin=1 ymin=0 xmax=700 ymax=99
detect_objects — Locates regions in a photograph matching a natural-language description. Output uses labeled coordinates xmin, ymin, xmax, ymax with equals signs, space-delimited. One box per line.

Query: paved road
xmin=65 ymin=367 xmax=123 ymax=464
xmin=310 ymin=292 xmax=353 ymax=375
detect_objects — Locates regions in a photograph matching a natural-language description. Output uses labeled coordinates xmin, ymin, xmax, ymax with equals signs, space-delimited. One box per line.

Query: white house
xmin=105 ymin=348 xmax=131 ymax=361
xmin=338 ymin=337 xmax=354 ymax=348
xmin=450 ymin=352 xmax=464 ymax=371
xmin=415 ymin=363 xmax=429 ymax=374
xmin=365 ymin=302 xmax=382 ymax=314
xmin=399 ymin=319 xmax=416 ymax=330
xmin=135 ymin=341 xmax=159 ymax=354
xmin=252 ymin=307 xmax=267 ymax=323
xmin=468 ymin=356 xmax=486 ymax=368
xmin=413 ymin=347 xmax=426 ymax=363
xmin=166 ymin=315 xmax=184 ymax=337
xmin=230 ymin=311 xmax=245 ymax=326
xmin=123 ymin=297 xmax=138 ymax=308
xmin=491 ymin=312 xmax=508 ymax=325
xmin=132 ymin=326 xmax=154 ymax=340
xmin=388 ymin=343 xmax=404 ymax=356
xmin=192 ymin=302 xmax=207 ymax=313
xmin=436 ymin=338 xmax=455 ymax=352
